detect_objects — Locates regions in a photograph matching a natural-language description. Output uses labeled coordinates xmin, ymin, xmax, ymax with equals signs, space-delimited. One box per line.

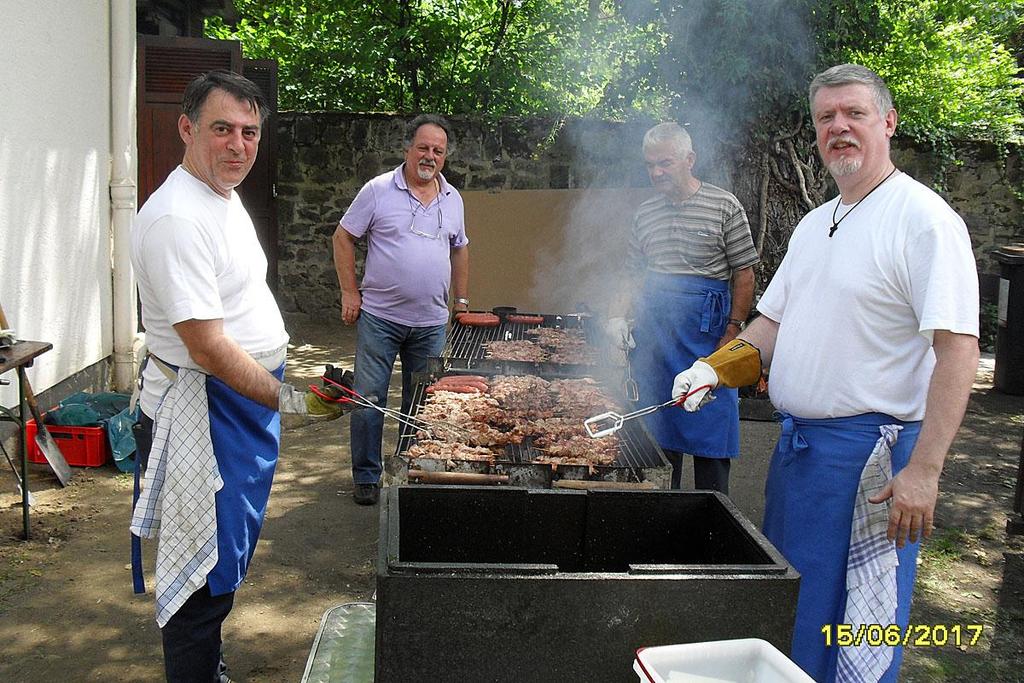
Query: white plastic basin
xmin=633 ymin=638 xmax=814 ymax=683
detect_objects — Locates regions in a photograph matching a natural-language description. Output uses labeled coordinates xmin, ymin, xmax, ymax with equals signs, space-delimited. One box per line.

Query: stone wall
xmin=275 ymin=112 xmax=1022 ymax=313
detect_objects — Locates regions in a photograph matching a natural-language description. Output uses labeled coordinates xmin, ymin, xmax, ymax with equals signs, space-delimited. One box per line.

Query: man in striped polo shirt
xmin=608 ymin=122 xmax=758 ymax=493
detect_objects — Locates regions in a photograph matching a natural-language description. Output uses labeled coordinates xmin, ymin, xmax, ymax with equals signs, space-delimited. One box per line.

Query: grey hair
xmin=809 ymin=64 xmax=894 ymax=117
xmin=404 ymin=114 xmax=455 ymax=155
xmin=642 ymin=122 xmax=693 ymax=158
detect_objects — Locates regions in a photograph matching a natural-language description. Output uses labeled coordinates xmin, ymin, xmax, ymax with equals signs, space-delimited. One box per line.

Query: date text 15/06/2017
xmin=821 ymin=623 xmax=983 ymax=648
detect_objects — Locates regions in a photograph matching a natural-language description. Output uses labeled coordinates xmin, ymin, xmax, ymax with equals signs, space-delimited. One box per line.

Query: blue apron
xmin=631 ymin=272 xmax=738 ymax=457
xmin=205 ymin=367 xmax=283 ymax=595
xmin=763 ymin=413 xmax=922 ymax=683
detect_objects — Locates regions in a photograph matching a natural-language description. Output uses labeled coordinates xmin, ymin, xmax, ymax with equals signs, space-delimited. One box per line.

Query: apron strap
xmin=700 ymin=289 xmax=729 ymax=333
xmin=131 ymin=453 xmax=146 ymax=594
xmin=129 ymin=354 xmax=177 ymax=597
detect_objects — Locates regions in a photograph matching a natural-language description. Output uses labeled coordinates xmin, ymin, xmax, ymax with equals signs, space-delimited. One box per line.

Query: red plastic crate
xmin=26 ymin=418 xmax=110 ymax=467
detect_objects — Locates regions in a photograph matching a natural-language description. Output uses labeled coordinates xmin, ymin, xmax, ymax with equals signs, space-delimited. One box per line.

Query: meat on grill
xmin=483 ymin=327 xmax=598 ymax=365
xmin=548 ymin=378 xmax=618 ymax=418
xmin=527 ymin=328 xmax=597 ymax=364
xmin=534 ymin=435 xmax=618 ymax=466
xmin=406 ymin=440 xmax=497 ymax=462
xmin=406 ymin=374 xmax=622 ymax=467
xmin=488 ymin=374 xmax=557 ymax=418
xmin=483 ymin=340 xmax=547 ymax=362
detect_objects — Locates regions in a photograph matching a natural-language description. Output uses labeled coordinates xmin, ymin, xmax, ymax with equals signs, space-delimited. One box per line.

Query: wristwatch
xmin=727 ymin=318 xmax=745 ymax=330
xmin=454 ymin=297 xmax=470 ymax=308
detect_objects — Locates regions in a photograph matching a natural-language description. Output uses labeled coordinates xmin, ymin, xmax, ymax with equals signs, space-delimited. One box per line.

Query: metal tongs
xmin=583 ymin=384 xmax=714 ymax=438
xmin=623 ymin=351 xmax=639 ymax=402
xmin=311 ymin=372 xmax=472 ymax=440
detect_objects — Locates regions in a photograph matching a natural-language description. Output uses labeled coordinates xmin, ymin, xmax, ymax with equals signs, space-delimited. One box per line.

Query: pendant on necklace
xmin=828 ymin=167 xmax=899 ymax=238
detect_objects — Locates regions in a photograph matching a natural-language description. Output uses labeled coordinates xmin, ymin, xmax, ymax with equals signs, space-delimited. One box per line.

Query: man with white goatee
xmin=333 ymin=114 xmax=470 ymax=506
xmin=671 ymin=64 xmax=979 ymax=682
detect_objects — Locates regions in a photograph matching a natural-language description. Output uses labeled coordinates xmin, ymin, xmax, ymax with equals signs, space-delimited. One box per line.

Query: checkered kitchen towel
xmin=130 ymin=368 xmax=221 ymax=627
xmin=836 ymin=424 xmax=902 ymax=683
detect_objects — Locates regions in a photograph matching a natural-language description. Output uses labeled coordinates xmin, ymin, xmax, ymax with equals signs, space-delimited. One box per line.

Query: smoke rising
xmin=528 ymin=1 xmax=817 ymax=316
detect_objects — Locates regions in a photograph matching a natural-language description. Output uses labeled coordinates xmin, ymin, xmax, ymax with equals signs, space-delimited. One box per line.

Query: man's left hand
xmin=869 ymin=461 xmax=941 ymax=548
xmin=716 ymin=326 xmax=740 ymax=349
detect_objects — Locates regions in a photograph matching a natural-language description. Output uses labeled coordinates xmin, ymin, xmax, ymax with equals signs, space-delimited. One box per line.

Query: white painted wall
xmin=0 ymin=1 xmax=113 ymax=406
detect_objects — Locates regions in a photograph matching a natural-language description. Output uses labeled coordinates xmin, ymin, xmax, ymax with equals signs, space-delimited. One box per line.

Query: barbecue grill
xmin=383 ymin=370 xmax=671 ymax=489
xmin=437 ymin=308 xmax=617 ymax=377
xmin=375 ymin=485 xmax=800 ymax=682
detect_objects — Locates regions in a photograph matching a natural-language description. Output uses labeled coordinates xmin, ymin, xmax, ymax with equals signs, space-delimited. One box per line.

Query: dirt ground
xmin=0 ymin=313 xmax=1021 ymax=682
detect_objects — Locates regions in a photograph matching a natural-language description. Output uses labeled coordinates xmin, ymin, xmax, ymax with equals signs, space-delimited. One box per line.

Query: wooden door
xmin=137 ymin=34 xmax=241 ymax=205
xmin=240 ymin=59 xmax=279 ymax=291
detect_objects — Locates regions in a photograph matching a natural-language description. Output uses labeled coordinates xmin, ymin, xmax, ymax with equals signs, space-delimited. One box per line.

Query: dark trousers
xmin=132 ymin=412 xmax=155 ymax=470
xmin=161 ymin=584 xmax=234 ymax=683
xmin=663 ymin=449 xmax=731 ymax=495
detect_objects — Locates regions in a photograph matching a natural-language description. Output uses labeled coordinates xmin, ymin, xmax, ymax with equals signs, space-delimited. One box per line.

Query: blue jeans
xmin=350 ymin=310 xmax=446 ymax=484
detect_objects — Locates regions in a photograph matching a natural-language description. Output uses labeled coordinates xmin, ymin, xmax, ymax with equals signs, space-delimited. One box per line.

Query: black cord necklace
xmin=829 ymin=167 xmax=898 ymax=238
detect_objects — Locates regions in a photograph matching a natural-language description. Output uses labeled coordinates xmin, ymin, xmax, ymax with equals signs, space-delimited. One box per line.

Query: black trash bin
xmin=994 ymin=245 xmax=1024 ymax=395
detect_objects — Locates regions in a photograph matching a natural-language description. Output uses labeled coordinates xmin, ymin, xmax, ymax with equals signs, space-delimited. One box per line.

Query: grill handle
xmin=408 ymin=470 xmax=509 ymax=485
xmin=553 ymin=480 xmax=657 ymax=491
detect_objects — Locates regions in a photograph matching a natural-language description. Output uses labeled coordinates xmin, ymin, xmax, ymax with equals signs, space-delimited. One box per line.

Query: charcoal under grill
xmin=384 ymin=371 xmax=671 ymax=489
xmin=437 ymin=309 xmax=615 ymax=377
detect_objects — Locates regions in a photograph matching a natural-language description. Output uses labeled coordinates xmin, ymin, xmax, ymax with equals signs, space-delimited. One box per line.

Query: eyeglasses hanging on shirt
xmin=407 ymin=180 xmax=444 ymax=240
xmin=409 ymin=203 xmax=444 ymax=240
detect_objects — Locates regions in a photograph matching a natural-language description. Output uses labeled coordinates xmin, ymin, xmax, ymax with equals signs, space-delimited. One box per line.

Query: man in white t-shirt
xmin=671 ymin=64 xmax=979 ymax=682
xmin=130 ymin=70 xmax=344 ymax=683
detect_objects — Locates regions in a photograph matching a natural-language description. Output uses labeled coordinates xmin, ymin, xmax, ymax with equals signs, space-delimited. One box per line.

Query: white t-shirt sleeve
xmin=756 ymin=216 xmax=810 ymax=324
xmin=905 ymin=216 xmax=980 ymax=341
xmin=138 ymin=214 xmax=224 ymax=325
xmin=756 ymin=254 xmax=789 ymax=323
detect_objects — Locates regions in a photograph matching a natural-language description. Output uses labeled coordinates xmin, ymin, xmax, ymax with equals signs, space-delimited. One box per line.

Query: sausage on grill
xmin=426 ymin=384 xmax=484 ymax=394
xmin=507 ymin=314 xmax=545 ymax=325
xmin=433 ymin=377 xmax=489 ymax=391
xmin=454 ymin=312 xmax=500 ymax=327
xmin=434 ymin=375 xmax=488 ymax=385
xmin=427 ymin=375 xmax=490 ymax=394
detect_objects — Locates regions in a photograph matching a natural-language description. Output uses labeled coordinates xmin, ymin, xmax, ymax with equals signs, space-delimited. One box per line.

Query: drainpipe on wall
xmin=109 ymin=0 xmax=139 ymax=392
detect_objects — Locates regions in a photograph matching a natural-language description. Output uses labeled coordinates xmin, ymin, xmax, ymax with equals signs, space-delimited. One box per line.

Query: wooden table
xmin=0 ymin=341 xmax=53 ymax=539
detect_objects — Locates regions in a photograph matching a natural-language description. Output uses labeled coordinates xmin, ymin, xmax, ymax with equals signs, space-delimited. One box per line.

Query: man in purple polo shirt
xmin=332 ymin=114 xmax=470 ymax=505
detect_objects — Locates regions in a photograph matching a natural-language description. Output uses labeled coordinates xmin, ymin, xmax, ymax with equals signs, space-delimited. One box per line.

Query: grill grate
xmin=395 ymin=375 xmax=665 ymax=479
xmin=441 ymin=311 xmax=612 ymax=376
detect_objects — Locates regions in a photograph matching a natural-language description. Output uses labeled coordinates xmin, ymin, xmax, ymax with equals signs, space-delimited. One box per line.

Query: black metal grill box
xmin=375 ymin=485 xmax=801 ymax=682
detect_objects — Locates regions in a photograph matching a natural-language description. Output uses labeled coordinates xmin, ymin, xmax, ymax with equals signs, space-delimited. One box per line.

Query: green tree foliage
xmin=601 ymin=0 xmax=1022 ymax=146
xmin=207 ymin=0 xmax=661 ymax=117
xmin=208 ymin=0 xmax=1023 ymax=147
xmin=838 ymin=0 xmax=1024 ymax=146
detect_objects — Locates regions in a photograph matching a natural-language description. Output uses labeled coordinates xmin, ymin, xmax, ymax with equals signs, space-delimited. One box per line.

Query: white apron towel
xmin=130 ymin=368 xmax=220 ymax=627
xmin=837 ymin=424 xmax=902 ymax=683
